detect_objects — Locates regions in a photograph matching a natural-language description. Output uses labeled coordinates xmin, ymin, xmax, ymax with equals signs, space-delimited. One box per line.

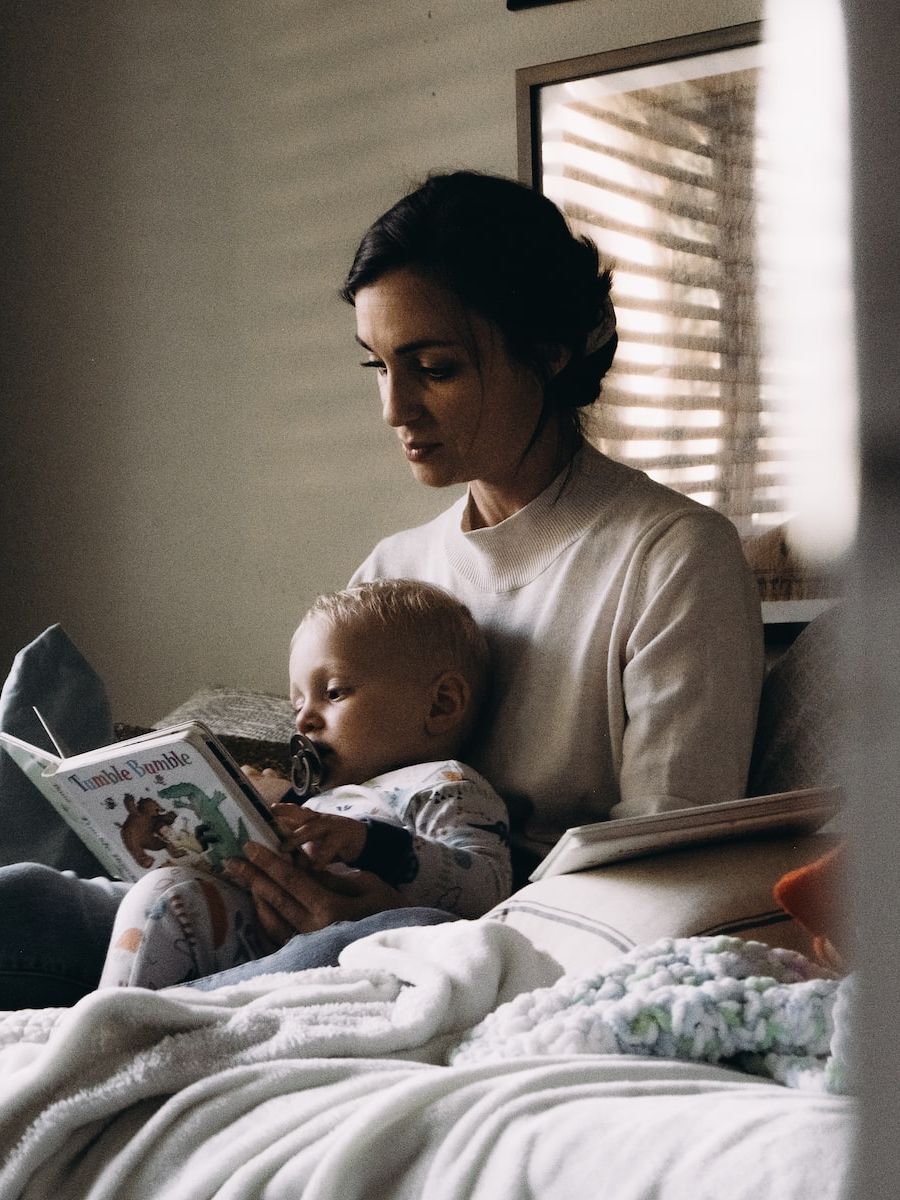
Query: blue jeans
xmin=0 ymin=864 xmax=128 ymax=1008
xmin=182 ymin=906 xmax=458 ymax=991
xmin=0 ymin=862 xmax=457 ymax=1007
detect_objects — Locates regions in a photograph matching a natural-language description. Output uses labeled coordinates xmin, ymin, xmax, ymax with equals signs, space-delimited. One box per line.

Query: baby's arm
xmin=392 ymin=769 xmax=513 ymax=919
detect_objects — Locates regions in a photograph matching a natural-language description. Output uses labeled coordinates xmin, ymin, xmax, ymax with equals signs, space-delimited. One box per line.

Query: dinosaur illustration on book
xmin=158 ymin=782 xmax=251 ymax=871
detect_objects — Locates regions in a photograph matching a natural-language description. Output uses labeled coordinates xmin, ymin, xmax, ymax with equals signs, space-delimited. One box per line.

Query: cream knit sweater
xmin=352 ymin=444 xmax=764 ymax=864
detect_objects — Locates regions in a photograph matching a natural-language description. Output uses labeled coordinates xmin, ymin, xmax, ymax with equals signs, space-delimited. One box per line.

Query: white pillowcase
xmin=483 ymin=831 xmax=838 ymax=975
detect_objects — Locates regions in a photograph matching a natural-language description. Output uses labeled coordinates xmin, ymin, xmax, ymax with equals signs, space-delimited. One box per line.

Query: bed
xmin=0 ymin=612 xmax=856 ymax=1198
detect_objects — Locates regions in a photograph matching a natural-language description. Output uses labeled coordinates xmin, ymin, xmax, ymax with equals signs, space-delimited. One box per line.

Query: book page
xmin=0 ymin=732 xmax=59 ymax=783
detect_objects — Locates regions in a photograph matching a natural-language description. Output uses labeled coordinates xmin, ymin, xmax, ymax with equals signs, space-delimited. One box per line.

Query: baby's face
xmin=288 ymin=614 xmax=435 ymax=789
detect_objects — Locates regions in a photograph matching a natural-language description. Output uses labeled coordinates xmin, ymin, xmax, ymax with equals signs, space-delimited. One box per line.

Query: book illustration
xmin=160 ymin=782 xmax=250 ymax=871
xmin=117 ymin=792 xmax=188 ymax=869
xmin=99 ymin=783 xmax=251 ymax=875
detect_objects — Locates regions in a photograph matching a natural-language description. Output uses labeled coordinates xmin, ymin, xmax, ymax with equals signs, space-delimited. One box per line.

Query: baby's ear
xmin=425 ymin=670 xmax=470 ymax=737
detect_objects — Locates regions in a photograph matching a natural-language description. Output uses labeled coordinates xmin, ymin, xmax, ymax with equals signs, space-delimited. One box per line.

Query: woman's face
xmin=353 ymin=267 xmax=546 ymax=493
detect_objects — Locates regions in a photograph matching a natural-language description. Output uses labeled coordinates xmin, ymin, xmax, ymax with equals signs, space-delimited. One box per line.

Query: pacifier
xmin=289 ymin=732 xmax=326 ymax=801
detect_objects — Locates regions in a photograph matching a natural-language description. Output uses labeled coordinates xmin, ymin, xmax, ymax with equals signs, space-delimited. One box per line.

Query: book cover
xmin=529 ymin=786 xmax=842 ymax=881
xmin=0 ymin=721 xmax=281 ymax=882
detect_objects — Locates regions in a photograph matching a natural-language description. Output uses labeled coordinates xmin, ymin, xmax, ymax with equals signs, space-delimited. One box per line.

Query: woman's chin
xmin=405 ymin=457 xmax=463 ymax=490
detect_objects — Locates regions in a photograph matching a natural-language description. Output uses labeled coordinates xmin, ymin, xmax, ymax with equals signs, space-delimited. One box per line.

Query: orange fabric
xmin=773 ymin=844 xmax=847 ymax=969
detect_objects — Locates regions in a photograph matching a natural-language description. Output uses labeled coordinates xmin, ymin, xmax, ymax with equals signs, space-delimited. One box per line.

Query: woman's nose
xmin=381 ymin=373 xmax=422 ymax=428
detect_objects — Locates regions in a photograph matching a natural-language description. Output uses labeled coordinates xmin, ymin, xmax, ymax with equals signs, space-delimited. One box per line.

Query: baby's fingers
xmin=272 ymin=803 xmax=318 ymax=836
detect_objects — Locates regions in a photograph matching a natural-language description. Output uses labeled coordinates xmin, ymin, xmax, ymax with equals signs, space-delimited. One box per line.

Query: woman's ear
xmin=425 ymin=670 xmax=471 ymax=737
xmin=543 ymin=343 xmax=572 ymax=379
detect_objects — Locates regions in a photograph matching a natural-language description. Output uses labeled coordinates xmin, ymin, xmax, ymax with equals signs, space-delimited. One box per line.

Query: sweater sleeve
xmin=610 ymin=509 xmax=765 ymax=821
xmin=394 ymin=770 xmax=512 ymax=918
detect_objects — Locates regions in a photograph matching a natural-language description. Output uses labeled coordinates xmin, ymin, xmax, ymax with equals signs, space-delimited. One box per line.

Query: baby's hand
xmin=241 ymin=765 xmax=293 ymax=809
xmin=271 ymin=804 xmax=367 ymax=868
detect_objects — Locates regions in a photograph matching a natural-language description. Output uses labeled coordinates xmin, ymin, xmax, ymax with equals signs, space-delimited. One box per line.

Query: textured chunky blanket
xmin=452 ymin=934 xmax=856 ymax=1094
xmin=0 ymin=923 xmax=855 ymax=1200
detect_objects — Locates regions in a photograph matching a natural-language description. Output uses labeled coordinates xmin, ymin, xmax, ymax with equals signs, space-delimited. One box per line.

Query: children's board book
xmin=0 ymin=721 xmax=281 ymax=882
xmin=528 ymin=786 xmax=842 ymax=881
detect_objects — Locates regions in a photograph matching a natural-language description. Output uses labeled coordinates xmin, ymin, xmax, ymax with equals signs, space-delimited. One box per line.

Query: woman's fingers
xmin=240 ymin=766 xmax=293 ymax=808
xmin=225 ymin=843 xmax=407 ymax=936
xmin=223 ymin=854 xmax=313 ymax=936
xmin=254 ymin=896 xmax=295 ymax=947
xmin=236 ymin=847 xmax=324 ymax=932
xmin=227 ymin=845 xmax=353 ymax=933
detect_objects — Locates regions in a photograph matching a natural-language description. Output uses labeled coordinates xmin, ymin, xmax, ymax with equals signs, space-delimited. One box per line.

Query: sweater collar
xmin=443 ymin=443 xmax=628 ymax=592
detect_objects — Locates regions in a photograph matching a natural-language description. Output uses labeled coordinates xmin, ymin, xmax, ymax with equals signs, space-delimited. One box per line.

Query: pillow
xmin=155 ymin=685 xmax=294 ymax=744
xmin=484 ymin=832 xmax=839 ymax=976
xmin=154 ymin=686 xmax=294 ymax=775
xmin=749 ymin=607 xmax=844 ymax=797
xmin=0 ymin=624 xmax=111 ymax=874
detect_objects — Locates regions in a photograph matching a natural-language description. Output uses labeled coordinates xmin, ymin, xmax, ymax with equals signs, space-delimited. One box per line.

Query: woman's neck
xmin=464 ymin=426 xmax=581 ymax=531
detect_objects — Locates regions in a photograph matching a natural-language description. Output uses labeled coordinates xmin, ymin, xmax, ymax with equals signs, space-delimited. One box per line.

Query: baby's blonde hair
xmin=295 ymin=579 xmax=490 ymax=739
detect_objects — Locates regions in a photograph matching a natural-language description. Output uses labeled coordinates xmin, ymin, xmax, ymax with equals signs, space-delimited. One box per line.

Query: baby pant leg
xmin=99 ymin=866 xmax=266 ymax=990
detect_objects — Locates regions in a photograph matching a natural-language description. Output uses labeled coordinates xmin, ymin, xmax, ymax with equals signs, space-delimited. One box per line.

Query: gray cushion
xmin=155 ymin=685 xmax=294 ymax=744
xmin=748 ymin=608 xmax=844 ymax=796
xmin=0 ymin=625 xmax=111 ymax=874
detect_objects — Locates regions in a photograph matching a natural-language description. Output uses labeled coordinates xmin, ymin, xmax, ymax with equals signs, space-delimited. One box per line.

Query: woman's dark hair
xmin=341 ymin=171 xmax=617 ymax=441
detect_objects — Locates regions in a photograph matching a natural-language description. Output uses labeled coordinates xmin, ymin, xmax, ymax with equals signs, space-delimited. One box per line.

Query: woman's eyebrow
xmin=355 ymin=335 xmax=461 ymax=355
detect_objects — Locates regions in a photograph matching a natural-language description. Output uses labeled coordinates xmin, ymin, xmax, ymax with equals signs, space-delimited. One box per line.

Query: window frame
xmin=516 ymin=22 xmax=762 ymax=191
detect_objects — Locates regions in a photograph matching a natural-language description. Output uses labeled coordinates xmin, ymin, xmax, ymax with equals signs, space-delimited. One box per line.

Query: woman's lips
xmin=403 ymin=440 xmax=440 ymax=462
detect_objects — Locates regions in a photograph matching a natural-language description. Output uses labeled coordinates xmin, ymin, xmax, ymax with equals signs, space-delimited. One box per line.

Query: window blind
xmin=539 ymin=52 xmax=789 ymax=539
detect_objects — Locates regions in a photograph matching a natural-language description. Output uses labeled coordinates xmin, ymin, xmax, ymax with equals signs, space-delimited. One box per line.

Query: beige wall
xmin=1 ymin=0 xmax=761 ymax=723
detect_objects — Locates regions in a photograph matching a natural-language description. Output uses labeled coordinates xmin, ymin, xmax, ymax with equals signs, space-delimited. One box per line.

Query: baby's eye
xmin=326 ymin=686 xmax=350 ymax=701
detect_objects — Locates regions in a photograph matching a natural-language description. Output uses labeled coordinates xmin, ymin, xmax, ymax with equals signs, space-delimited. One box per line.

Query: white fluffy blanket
xmin=0 ymin=924 xmax=855 ymax=1200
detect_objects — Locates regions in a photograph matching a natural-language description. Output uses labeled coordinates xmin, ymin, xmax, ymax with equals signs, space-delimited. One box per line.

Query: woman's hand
xmin=271 ymin=803 xmax=368 ymax=868
xmin=223 ymin=842 xmax=407 ymax=945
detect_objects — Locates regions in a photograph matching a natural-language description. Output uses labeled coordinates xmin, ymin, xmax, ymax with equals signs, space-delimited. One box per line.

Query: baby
xmin=99 ymin=579 xmax=511 ymax=989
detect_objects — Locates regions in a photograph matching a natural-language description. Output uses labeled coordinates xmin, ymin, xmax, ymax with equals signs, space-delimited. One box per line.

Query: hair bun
xmin=585 ymin=294 xmax=617 ymax=356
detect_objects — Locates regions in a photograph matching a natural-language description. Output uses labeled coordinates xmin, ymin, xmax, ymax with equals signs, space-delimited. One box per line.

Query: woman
xmin=226 ymin=170 xmax=763 ymax=946
xmin=0 ymin=171 xmax=763 ymax=999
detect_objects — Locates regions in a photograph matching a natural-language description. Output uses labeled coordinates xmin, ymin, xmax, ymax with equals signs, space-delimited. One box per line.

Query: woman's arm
xmin=611 ymin=509 xmax=764 ymax=820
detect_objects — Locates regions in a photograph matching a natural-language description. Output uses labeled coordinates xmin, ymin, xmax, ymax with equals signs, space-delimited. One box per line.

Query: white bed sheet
xmin=9 ymin=1058 xmax=855 ymax=1200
